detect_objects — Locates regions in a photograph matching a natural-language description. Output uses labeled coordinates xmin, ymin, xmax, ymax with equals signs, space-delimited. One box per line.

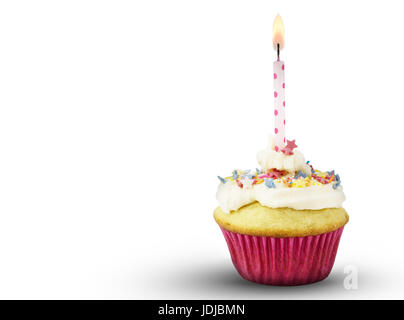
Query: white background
xmin=0 ymin=0 xmax=402 ymax=299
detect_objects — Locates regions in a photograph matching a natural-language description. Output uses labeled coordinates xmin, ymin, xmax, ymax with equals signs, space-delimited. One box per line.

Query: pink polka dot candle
xmin=273 ymin=14 xmax=285 ymax=152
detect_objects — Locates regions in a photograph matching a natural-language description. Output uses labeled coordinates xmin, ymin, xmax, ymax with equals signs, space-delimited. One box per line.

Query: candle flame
xmin=272 ymin=14 xmax=284 ymax=50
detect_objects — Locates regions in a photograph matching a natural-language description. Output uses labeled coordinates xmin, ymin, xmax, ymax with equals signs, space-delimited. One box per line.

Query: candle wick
xmin=277 ymin=43 xmax=280 ymax=61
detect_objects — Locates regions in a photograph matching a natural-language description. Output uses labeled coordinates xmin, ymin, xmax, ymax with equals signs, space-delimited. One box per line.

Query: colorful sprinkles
xmin=218 ymin=164 xmax=341 ymax=190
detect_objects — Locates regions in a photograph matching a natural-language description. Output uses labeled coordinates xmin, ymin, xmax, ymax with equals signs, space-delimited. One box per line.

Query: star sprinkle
xmin=295 ymin=171 xmax=307 ymax=179
xmin=217 ymin=176 xmax=226 ymax=184
xmin=333 ymin=174 xmax=341 ymax=189
xmin=281 ymin=139 xmax=298 ymax=155
xmin=264 ymin=178 xmax=276 ymax=189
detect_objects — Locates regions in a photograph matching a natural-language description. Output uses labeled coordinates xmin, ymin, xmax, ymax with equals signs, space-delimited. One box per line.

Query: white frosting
xmin=257 ymin=135 xmax=312 ymax=176
xmin=216 ymin=135 xmax=346 ymax=213
xmin=216 ymin=182 xmax=255 ymax=213
xmin=217 ymin=181 xmax=345 ymax=213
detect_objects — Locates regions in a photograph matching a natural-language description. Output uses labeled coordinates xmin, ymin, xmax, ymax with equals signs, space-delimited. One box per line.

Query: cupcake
xmin=214 ymin=136 xmax=348 ymax=286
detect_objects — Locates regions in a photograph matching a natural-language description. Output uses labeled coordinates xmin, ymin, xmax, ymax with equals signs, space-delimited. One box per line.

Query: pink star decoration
xmin=281 ymin=139 xmax=298 ymax=155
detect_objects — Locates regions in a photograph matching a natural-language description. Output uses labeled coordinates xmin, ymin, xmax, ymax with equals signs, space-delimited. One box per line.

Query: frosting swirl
xmin=257 ymin=136 xmax=312 ymax=176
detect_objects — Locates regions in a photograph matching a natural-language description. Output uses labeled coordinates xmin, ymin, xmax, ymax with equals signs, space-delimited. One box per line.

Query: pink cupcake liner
xmin=220 ymin=226 xmax=344 ymax=286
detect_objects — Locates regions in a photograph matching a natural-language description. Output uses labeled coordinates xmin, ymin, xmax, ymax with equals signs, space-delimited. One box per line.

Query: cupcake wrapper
xmin=220 ymin=227 xmax=344 ymax=286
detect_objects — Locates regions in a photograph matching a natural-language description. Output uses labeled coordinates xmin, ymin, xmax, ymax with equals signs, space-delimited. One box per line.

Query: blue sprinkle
xmin=333 ymin=181 xmax=341 ymax=190
xmin=328 ymin=170 xmax=335 ymax=176
xmin=232 ymin=170 xmax=238 ymax=179
xmin=246 ymin=174 xmax=255 ymax=179
xmin=217 ymin=176 xmax=226 ymax=184
xmin=335 ymin=174 xmax=340 ymax=182
xmin=256 ymin=168 xmax=261 ymax=174
xmin=264 ymin=178 xmax=276 ymax=189
xmin=306 ymin=160 xmax=310 ymax=164
xmin=295 ymin=171 xmax=307 ymax=179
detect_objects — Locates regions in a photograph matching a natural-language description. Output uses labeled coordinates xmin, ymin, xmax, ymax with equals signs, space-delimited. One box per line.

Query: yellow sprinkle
xmin=311 ymin=180 xmax=322 ymax=186
xmin=292 ymin=179 xmax=308 ymax=188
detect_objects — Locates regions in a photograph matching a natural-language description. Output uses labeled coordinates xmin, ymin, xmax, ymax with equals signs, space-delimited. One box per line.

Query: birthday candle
xmin=272 ymin=14 xmax=285 ymax=152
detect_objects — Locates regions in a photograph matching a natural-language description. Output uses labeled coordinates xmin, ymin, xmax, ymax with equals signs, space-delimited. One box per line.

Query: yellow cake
xmin=214 ymin=202 xmax=349 ymax=238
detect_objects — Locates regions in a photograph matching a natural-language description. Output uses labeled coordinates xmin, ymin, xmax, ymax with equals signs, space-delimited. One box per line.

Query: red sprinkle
xmin=267 ymin=168 xmax=287 ymax=179
xmin=313 ymin=174 xmax=329 ymax=184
